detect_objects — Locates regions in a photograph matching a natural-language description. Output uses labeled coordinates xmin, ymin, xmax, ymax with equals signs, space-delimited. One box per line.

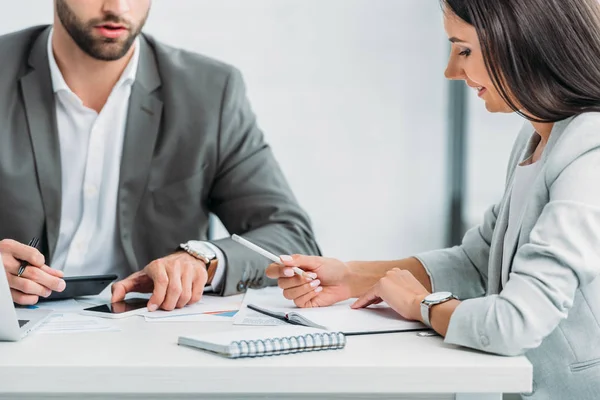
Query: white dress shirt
xmin=47 ymin=30 xmax=224 ymax=291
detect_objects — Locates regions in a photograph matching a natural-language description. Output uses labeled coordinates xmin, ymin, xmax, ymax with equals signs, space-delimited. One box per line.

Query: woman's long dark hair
xmin=443 ymin=0 xmax=600 ymax=123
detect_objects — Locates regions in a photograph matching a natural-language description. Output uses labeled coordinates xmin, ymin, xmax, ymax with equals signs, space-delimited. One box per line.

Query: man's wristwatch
xmin=420 ymin=292 xmax=458 ymax=327
xmin=179 ymin=241 xmax=219 ymax=285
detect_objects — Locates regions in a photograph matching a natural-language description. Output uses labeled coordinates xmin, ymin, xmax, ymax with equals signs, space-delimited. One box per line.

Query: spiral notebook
xmin=178 ymin=326 xmax=346 ymax=359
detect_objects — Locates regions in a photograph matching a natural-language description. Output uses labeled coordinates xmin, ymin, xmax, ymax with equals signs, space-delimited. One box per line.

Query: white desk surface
xmin=0 ymin=315 xmax=532 ymax=398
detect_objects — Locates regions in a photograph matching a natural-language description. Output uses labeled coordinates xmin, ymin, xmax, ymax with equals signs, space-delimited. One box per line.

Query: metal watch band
xmin=420 ymin=302 xmax=432 ymax=327
xmin=420 ymin=294 xmax=457 ymax=328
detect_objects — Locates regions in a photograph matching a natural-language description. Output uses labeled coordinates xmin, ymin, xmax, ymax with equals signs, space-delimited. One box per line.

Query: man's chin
xmin=87 ymin=43 xmax=134 ymax=61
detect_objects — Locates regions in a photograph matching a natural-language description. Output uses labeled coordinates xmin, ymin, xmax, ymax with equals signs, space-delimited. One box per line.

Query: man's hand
xmin=1 ymin=239 xmax=66 ymax=305
xmin=111 ymin=252 xmax=209 ymax=311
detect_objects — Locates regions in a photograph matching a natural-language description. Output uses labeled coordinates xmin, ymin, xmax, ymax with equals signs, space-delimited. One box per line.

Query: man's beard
xmin=55 ymin=0 xmax=148 ymax=61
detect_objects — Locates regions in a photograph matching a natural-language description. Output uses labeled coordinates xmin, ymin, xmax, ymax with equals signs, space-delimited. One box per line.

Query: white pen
xmin=231 ymin=234 xmax=315 ymax=281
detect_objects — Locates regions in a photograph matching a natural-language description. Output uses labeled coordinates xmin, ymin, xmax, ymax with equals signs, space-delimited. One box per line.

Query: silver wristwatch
xmin=179 ymin=241 xmax=219 ymax=285
xmin=179 ymin=240 xmax=216 ymax=265
xmin=420 ymin=292 xmax=458 ymax=327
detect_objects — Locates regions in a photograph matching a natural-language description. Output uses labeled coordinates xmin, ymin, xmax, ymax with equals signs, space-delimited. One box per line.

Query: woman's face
xmin=443 ymin=9 xmax=514 ymax=113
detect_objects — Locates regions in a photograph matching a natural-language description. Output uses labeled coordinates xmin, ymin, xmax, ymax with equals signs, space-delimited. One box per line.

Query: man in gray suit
xmin=0 ymin=0 xmax=319 ymax=311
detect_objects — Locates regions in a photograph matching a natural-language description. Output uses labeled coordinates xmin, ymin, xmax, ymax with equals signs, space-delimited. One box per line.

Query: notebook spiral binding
xmin=229 ymin=332 xmax=346 ymax=358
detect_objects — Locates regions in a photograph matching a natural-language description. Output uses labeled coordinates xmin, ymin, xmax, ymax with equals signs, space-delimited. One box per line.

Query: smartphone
xmin=40 ymin=274 xmax=118 ymax=302
xmin=80 ymin=298 xmax=149 ymax=319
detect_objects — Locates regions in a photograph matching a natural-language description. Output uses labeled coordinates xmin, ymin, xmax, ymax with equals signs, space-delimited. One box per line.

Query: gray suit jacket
xmin=0 ymin=26 xmax=320 ymax=296
xmin=417 ymin=114 xmax=600 ymax=399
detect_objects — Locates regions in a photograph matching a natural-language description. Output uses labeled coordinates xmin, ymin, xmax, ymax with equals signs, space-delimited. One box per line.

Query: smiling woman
xmin=443 ymin=0 xmax=600 ymax=122
xmin=269 ymin=1 xmax=600 ymax=399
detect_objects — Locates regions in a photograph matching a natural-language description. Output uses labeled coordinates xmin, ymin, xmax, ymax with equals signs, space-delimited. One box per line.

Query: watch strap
xmin=420 ymin=294 xmax=457 ymax=328
xmin=206 ymin=258 xmax=218 ymax=285
xmin=420 ymin=302 xmax=432 ymax=327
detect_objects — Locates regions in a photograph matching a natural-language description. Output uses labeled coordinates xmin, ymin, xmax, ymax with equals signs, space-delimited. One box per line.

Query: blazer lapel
xmin=497 ymin=119 xmax=573 ymax=288
xmin=117 ymin=37 xmax=163 ymax=271
xmin=19 ymin=28 xmax=62 ymax=260
xmin=487 ymin=179 xmax=514 ymax=294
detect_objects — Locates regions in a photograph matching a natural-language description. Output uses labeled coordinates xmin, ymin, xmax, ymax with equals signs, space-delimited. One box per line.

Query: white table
xmin=0 ymin=313 xmax=531 ymax=400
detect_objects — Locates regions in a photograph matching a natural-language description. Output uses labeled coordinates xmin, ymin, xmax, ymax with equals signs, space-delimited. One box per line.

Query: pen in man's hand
xmin=17 ymin=237 xmax=40 ymax=277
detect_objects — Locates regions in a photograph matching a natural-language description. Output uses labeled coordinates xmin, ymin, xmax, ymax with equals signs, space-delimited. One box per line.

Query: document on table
xmin=33 ymin=299 xmax=88 ymax=313
xmin=234 ymin=287 xmax=427 ymax=335
xmin=142 ymin=294 xmax=243 ymax=320
xmin=37 ymin=313 xmax=119 ymax=334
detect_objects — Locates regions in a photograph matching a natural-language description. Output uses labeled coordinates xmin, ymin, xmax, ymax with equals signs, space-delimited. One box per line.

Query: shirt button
xmin=84 ymin=185 xmax=98 ymax=198
xmin=237 ymin=281 xmax=246 ymax=292
xmin=480 ymin=335 xmax=490 ymax=347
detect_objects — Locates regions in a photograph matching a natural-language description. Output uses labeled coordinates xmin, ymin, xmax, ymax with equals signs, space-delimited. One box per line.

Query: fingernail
xmin=57 ymin=280 xmax=66 ymax=292
xmin=310 ymin=279 xmax=321 ymax=288
xmin=283 ymin=268 xmax=294 ymax=277
xmin=308 ymin=272 xmax=318 ymax=279
xmin=280 ymin=255 xmax=293 ymax=262
xmin=315 ymin=286 xmax=323 ymax=293
xmin=45 ymin=290 xmax=52 ymax=298
xmin=148 ymin=304 xmax=158 ymax=312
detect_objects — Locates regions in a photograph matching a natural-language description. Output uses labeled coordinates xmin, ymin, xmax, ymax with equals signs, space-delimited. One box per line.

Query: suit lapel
xmin=117 ymin=37 xmax=163 ymax=271
xmin=19 ymin=28 xmax=62 ymax=260
xmin=487 ymin=178 xmax=514 ymax=294
xmin=495 ymin=122 xmax=570 ymax=290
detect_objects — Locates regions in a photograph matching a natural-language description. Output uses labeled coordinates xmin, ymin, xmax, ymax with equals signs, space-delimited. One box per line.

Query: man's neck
xmin=51 ymin=24 xmax=136 ymax=113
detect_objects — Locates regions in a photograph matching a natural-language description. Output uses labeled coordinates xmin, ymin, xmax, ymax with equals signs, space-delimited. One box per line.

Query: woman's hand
xmin=265 ymin=255 xmax=352 ymax=308
xmin=351 ymin=268 xmax=430 ymax=322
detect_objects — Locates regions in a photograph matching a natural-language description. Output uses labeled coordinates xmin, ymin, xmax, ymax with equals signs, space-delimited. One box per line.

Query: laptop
xmin=0 ymin=255 xmax=52 ymax=341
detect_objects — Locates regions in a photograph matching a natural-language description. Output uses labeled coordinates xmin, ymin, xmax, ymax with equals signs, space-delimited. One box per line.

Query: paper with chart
xmin=142 ymin=294 xmax=243 ymax=320
xmin=234 ymin=287 xmax=427 ymax=334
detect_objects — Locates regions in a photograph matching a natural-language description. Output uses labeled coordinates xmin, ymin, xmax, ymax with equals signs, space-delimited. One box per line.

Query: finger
xmin=40 ymin=265 xmax=64 ymax=278
xmin=265 ymin=263 xmax=296 ymax=279
xmin=176 ymin=265 xmax=194 ymax=309
xmin=10 ymin=288 xmax=39 ymax=306
xmin=282 ymin=279 xmax=321 ymax=301
xmin=351 ymin=288 xmax=381 ymax=309
xmin=279 ymin=254 xmax=323 ymax=271
xmin=146 ymin=265 xmax=169 ymax=312
xmin=190 ymin=267 xmax=207 ymax=304
xmin=111 ymin=272 xmax=152 ymax=303
xmin=161 ymin=263 xmax=182 ymax=311
xmin=7 ymin=274 xmax=52 ymax=298
xmin=20 ymin=266 xmax=66 ymax=293
xmin=293 ymin=286 xmax=323 ymax=308
xmin=110 ymin=280 xmax=130 ymax=303
xmin=2 ymin=240 xmax=45 ymax=267
xmin=277 ymin=275 xmax=307 ymax=290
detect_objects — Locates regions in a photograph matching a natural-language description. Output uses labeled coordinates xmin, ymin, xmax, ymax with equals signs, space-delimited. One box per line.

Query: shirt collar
xmin=47 ymin=28 xmax=141 ymax=95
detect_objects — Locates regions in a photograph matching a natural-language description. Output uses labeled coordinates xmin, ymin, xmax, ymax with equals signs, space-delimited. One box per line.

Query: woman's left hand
xmin=351 ymin=268 xmax=430 ymax=322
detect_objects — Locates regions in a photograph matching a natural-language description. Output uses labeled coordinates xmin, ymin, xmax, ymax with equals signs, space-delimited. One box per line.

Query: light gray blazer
xmin=417 ymin=114 xmax=600 ymax=400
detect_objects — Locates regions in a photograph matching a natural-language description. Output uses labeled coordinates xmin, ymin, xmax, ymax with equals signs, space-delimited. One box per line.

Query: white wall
xmin=0 ymin=0 xmax=449 ymax=261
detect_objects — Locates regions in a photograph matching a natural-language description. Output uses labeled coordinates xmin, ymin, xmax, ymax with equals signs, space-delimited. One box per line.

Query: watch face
xmin=188 ymin=241 xmax=216 ymax=259
xmin=426 ymin=292 xmax=453 ymax=302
